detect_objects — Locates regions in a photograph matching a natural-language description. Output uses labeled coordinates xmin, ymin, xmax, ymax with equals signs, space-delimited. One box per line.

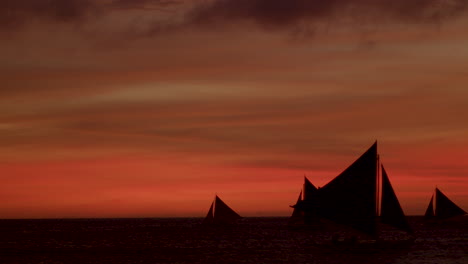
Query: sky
xmin=1 ymin=0 xmax=468 ymax=218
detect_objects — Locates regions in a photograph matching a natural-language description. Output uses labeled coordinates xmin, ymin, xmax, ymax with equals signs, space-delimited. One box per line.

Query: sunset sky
xmin=1 ymin=0 xmax=468 ymax=218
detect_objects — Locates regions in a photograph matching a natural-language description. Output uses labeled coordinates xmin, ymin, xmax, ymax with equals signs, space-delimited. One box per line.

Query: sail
xmin=435 ymin=188 xmax=467 ymax=219
xmin=289 ymin=177 xmax=320 ymax=225
xmin=303 ymin=176 xmax=319 ymax=224
xmin=290 ymin=190 xmax=303 ymax=216
xmin=424 ymin=195 xmax=434 ymax=218
xmin=289 ymin=190 xmax=304 ymax=224
xmin=303 ymin=177 xmax=318 ymax=201
xmin=213 ymin=195 xmax=242 ymax=223
xmin=380 ymin=165 xmax=412 ymax=233
xmin=202 ymin=202 xmax=214 ymax=225
xmin=318 ymin=142 xmax=378 ymax=235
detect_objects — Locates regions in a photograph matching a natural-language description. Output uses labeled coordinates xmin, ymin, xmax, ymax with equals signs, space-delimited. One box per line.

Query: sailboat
xmin=289 ymin=177 xmax=319 ymax=225
xmin=290 ymin=142 xmax=412 ymax=241
xmin=203 ymin=195 xmax=242 ymax=225
xmin=424 ymin=188 xmax=466 ymax=219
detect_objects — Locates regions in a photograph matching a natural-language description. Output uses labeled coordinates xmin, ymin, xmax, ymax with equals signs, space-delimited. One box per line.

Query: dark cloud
xmin=188 ymin=0 xmax=337 ymax=29
xmin=0 ymin=0 xmax=183 ymax=30
xmin=111 ymin=0 xmax=182 ymax=10
xmin=187 ymin=0 xmax=468 ymax=30
xmin=0 ymin=0 xmax=99 ymax=28
xmin=1 ymin=0 xmax=466 ymax=35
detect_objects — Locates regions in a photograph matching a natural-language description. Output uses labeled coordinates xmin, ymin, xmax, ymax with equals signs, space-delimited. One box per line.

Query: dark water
xmin=0 ymin=217 xmax=466 ymax=264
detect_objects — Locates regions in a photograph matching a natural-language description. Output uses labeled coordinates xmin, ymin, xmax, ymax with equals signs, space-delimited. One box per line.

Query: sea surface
xmin=0 ymin=216 xmax=466 ymax=264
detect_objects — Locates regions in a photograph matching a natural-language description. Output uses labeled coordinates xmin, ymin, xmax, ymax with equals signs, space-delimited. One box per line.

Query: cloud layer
xmin=0 ymin=0 xmax=98 ymax=28
xmin=189 ymin=0 xmax=468 ymax=27
xmin=2 ymin=0 xmax=467 ymax=34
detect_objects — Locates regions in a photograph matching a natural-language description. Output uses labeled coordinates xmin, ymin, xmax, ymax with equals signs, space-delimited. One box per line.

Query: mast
xmin=376 ymin=154 xmax=380 ymax=216
xmin=214 ymin=195 xmax=219 ymax=220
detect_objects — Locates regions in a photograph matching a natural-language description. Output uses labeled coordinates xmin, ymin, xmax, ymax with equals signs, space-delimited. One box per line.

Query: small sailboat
xmin=290 ymin=142 xmax=413 ymax=242
xmin=203 ymin=195 xmax=242 ymax=225
xmin=424 ymin=188 xmax=466 ymax=219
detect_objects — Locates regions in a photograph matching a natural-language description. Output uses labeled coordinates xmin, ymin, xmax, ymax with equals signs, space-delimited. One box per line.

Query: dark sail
xmin=380 ymin=165 xmax=412 ymax=233
xmin=289 ymin=190 xmax=304 ymax=224
xmin=303 ymin=176 xmax=319 ymax=224
xmin=202 ymin=202 xmax=214 ymax=225
xmin=424 ymin=195 xmax=434 ymax=218
xmin=318 ymin=142 xmax=378 ymax=235
xmin=289 ymin=177 xmax=320 ymax=225
xmin=303 ymin=177 xmax=318 ymax=201
xmin=435 ymin=188 xmax=467 ymax=219
xmin=213 ymin=195 xmax=242 ymax=223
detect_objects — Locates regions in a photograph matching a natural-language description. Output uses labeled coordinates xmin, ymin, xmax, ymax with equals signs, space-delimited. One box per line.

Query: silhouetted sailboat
xmin=203 ymin=195 xmax=242 ymax=225
xmin=290 ymin=142 xmax=412 ymax=239
xmin=289 ymin=190 xmax=304 ymax=224
xmin=424 ymin=188 xmax=466 ymax=219
xmin=289 ymin=177 xmax=319 ymax=225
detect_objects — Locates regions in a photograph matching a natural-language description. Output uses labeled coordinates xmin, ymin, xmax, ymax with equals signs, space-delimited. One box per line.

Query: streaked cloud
xmin=2 ymin=0 xmax=467 ymax=36
xmin=188 ymin=0 xmax=468 ymax=27
xmin=0 ymin=0 xmax=99 ymax=28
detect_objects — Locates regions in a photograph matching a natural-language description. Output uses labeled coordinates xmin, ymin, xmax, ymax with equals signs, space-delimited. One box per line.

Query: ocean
xmin=0 ymin=217 xmax=466 ymax=264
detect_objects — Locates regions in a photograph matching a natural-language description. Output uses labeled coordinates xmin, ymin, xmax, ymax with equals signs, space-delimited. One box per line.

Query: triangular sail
xmin=318 ymin=142 xmax=378 ymax=235
xmin=380 ymin=165 xmax=412 ymax=233
xmin=213 ymin=195 xmax=242 ymax=223
xmin=303 ymin=176 xmax=319 ymax=224
xmin=289 ymin=190 xmax=304 ymax=224
xmin=202 ymin=201 xmax=214 ymax=225
xmin=303 ymin=177 xmax=318 ymax=201
xmin=424 ymin=195 xmax=434 ymax=218
xmin=435 ymin=188 xmax=467 ymax=219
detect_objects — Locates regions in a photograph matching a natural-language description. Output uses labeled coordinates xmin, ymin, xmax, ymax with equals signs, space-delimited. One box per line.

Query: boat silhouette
xmin=290 ymin=141 xmax=413 ymax=245
xmin=424 ymin=187 xmax=466 ymax=219
xmin=202 ymin=195 xmax=242 ymax=225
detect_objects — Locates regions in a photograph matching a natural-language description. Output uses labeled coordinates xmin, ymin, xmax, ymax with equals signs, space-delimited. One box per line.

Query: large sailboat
xmin=290 ymin=142 xmax=412 ymax=240
xmin=203 ymin=195 xmax=242 ymax=225
xmin=424 ymin=188 xmax=467 ymax=219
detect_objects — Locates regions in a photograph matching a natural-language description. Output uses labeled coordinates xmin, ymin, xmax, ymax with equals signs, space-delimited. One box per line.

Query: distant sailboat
xmin=290 ymin=142 xmax=412 ymax=237
xmin=424 ymin=188 xmax=466 ymax=219
xmin=203 ymin=195 xmax=242 ymax=225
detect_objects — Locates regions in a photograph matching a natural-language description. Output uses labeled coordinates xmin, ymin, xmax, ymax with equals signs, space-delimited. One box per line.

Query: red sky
xmin=1 ymin=0 xmax=468 ymax=218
